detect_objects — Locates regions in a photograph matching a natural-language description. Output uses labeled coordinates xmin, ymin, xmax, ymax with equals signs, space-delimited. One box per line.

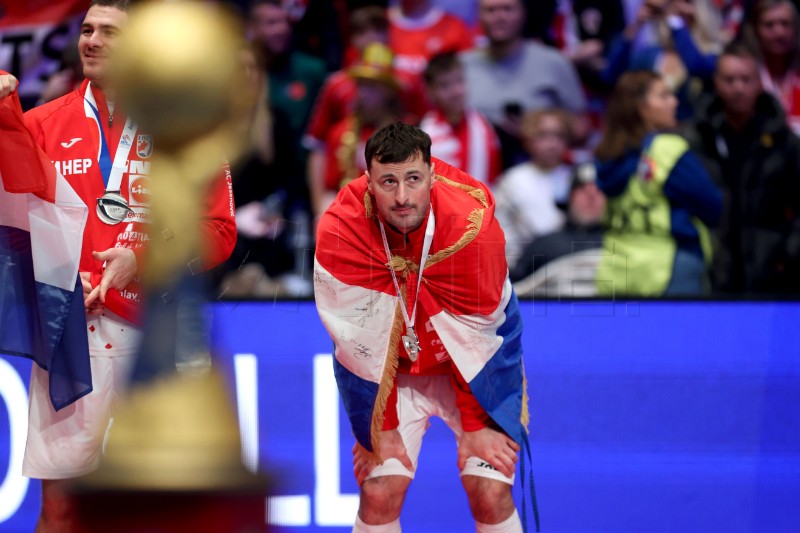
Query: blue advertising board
xmin=1 ymin=300 xmax=799 ymax=532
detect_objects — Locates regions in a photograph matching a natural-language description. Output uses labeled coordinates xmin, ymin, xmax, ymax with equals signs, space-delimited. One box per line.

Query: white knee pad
xmin=475 ymin=508 xmax=522 ymax=533
xmin=352 ymin=514 xmax=402 ymax=533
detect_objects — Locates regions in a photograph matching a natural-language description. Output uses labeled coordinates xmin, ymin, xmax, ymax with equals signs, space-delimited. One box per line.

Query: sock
xmin=352 ymin=514 xmax=402 ymax=533
xmin=475 ymin=509 xmax=522 ymax=533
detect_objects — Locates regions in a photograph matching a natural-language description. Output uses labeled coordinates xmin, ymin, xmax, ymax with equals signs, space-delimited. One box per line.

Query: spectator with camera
xmin=509 ymin=162 xmax=606 ymax=291
xmin=605 ymin=0 xmax=726 ymax=120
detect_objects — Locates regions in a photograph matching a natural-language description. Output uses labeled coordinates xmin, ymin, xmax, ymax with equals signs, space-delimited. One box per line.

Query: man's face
xmin=250 ymin=4 xmax=292 ymax=56
xmin=479 ymin=0 xmax=525 ymax=46
xmin=715 ymin=55 xmax=761 ymax=116
xmin=428 ymin=67 xmax=466 ymax=118
xmin=757 ymin=2 xmax=797 ymax=58
xmin=367 ymin=153 xmax=434 ymax=234
xmin=569 ymin=183 xmax=606 ymax=227
xmin=79 ymin=5 xmax=128 ymax=86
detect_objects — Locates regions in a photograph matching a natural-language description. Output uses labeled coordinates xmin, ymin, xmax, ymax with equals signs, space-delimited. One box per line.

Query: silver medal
xmin=402 ymin=328 xmax=421 ymax=362
xmin=97 ymin=191 xmax=133 ymax=225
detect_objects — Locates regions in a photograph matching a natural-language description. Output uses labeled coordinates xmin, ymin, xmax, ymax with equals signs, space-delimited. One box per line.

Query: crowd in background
xmin=5 ymin=0 xmax=800 ymax=298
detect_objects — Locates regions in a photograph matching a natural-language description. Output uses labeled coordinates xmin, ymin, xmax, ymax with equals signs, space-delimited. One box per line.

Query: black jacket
xmin=683 ymin=93 xmax=800 ymax=295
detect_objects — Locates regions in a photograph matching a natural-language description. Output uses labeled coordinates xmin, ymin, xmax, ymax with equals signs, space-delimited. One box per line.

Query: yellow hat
xmin=349 ymin=43 xmax=399 ymax=90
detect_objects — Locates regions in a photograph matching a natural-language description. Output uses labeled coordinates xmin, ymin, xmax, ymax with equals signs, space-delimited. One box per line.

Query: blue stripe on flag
xmin=333 ymin=354 xmax=379 ymax=451
xmin=468 ymin=288 xmax=526 ymax=445
xmin=0 ymin=224 xmax=91 ymax=410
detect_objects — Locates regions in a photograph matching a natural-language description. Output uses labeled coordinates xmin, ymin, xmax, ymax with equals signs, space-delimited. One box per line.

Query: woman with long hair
xmin=742 ymin=0 xmax=800 ymax=133
xmin=594 ymin=70 xmax=722 ymax=296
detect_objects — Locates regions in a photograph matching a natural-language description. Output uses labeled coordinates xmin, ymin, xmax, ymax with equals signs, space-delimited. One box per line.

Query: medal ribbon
xmin=378 ymin=208 xmax=435 ymax=342
xmin=83 ymin=82 xmax=137 ymax=192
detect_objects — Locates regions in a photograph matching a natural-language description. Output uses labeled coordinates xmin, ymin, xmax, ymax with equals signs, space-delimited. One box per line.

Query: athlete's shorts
xmin=22 ymin=352 xmax=136 ymax=479
xmin=365 ymin=373 xmax=515 ymax=485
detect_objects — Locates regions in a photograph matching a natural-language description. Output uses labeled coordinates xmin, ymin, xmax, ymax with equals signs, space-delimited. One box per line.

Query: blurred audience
xmin=594 ymin=70 xmax=722 ymax=296
xmin=605 ymin=0 xmax=726 ymax=121
xmin=419 ymin=52 xmax=501 ymax=184
xmin=25 ymin=0 xmax=800 ymax=299
xmin=249 ymin=0 xmax=326 ymax=164
xmin=683 ymin=42 xmax=800 ymax=294
xmin=215 ymin=39 xmax=311 ymax=298
xmin=493 ymin=109 xmax=574 ymax=264
xmin=742 ymin=0 xmax=800 ymax=133
xmin=509 ymin=162 xmax=606 ymax=284
xmin=462 ymin=0 xmax=588 ymax=169
xmin=310 ymin=43 xmax=404 ymax=217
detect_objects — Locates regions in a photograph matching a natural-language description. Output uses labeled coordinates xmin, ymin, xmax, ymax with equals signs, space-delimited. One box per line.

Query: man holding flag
xmin=314 ymin=122 xmax=533 ymax=533
xmin=0 ymin=0 xmax=236 ymax=530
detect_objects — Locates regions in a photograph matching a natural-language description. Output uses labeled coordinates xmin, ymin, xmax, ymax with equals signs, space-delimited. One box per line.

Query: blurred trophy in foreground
xmin=74 ymin=2 xmax=268 ymax=531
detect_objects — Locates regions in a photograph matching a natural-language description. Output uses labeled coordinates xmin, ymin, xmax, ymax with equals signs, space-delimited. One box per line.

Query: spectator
xmin=311 ymin=43 xmax=404 ymax=217
xmin=249 ymin=0 xmax=326 ymax=160
xmin=214 ymin=41 xmax=310 ymax=298
xmin=493 ymin=109 xmax=574 ymax=264
xmin=539 ymin=0 xmax=627 ymax=72
xmin=388 ymin=0 xmax=475 ymax=77
xmin=594 ymin=70 xmax=722 ymax=296
xmin=510 ymin=162 xmax=605 ymax=281
xmin=683 ymin=42 xmax=800 ymax=294
xmin=341 ymin=5 xmax=392 ymax=68
xmin=419 ymin=52 xmax=501 ymax=184
xmin=462 ymin=0 xmax=587 ymax=169
xmin=605 ymin=0 xmax=726 ymax=121
xmin=742 ymin=0 xmax=800 ymax=133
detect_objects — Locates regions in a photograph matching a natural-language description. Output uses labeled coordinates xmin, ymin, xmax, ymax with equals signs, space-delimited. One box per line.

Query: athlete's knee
xmin=462 ymin=476 xmax=515 ymax=524
xmin=359 ymin=476 xmax=410 ymax=524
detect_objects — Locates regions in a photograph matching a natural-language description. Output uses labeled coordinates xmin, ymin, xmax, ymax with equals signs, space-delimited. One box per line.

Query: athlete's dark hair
xmin=89 ymin=0 xmax=135 ymax=11
xmin=365 ymin=122 xmax=432 ymax=171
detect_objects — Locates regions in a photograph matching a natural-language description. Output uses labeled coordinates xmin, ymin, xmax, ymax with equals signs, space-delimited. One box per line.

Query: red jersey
xmin=388 ymin=6 xmax=474 ymax=77
xmin=420 ymin=109 xmax=501 ymax=184
xmin=23 ymin=80 xmax=236 ymax=326
xmin=323 ymin=116 xmax=375 ymax=192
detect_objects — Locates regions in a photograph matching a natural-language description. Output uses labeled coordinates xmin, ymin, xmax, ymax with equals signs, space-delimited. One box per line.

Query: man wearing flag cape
xmin=0 ymin=0 xmax=236 ymax=530
xmin=314 ymin=122 xmax=530 ymax=533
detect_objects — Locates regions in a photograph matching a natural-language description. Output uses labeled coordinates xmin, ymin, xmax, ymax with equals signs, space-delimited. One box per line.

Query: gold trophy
xmin=74 ymin=3 xmax=268 ymax=531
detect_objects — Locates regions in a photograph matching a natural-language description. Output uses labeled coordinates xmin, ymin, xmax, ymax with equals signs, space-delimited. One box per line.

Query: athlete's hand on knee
xmin=0 ymin=74 xmax=18 ymax=99
xmin=85 ymin=248 xmax=138 ymax=305
xmin=352 ymin=429 xmax=414 ymax=484
xmin=458 ymin=426 xmax=520 ymax=478
xmin=80 ymin=272 xmax=104 ymax=315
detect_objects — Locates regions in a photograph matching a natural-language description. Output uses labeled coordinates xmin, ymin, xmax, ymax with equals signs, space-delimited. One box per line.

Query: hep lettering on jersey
xmin=54 ymin=158 xmax=93 ymax=175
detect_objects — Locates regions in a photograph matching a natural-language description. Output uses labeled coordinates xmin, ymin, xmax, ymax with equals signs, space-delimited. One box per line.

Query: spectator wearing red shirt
xmin=419 ymin=52 xmax=501 ymax=184
xmin=389 ymin=0 xmax=475 ymax=77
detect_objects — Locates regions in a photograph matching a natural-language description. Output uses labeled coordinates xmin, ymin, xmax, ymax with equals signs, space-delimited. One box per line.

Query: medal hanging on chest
xmin=402 ymin=327 xmax=421 ymax=360
xmin=84 ymin=82 xmax=139 ymax=225
xmin=379 ymin=208 xmax=435 ymax=363
xmin=96 ymin=191 xmax=133 ymax=224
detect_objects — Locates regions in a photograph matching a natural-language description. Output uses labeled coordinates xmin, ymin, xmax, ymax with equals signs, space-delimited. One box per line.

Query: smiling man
xmin=314 ymin=122 xmax=531 ymax=533
xmin=0 ymin=1 xmax=237 ymax=530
